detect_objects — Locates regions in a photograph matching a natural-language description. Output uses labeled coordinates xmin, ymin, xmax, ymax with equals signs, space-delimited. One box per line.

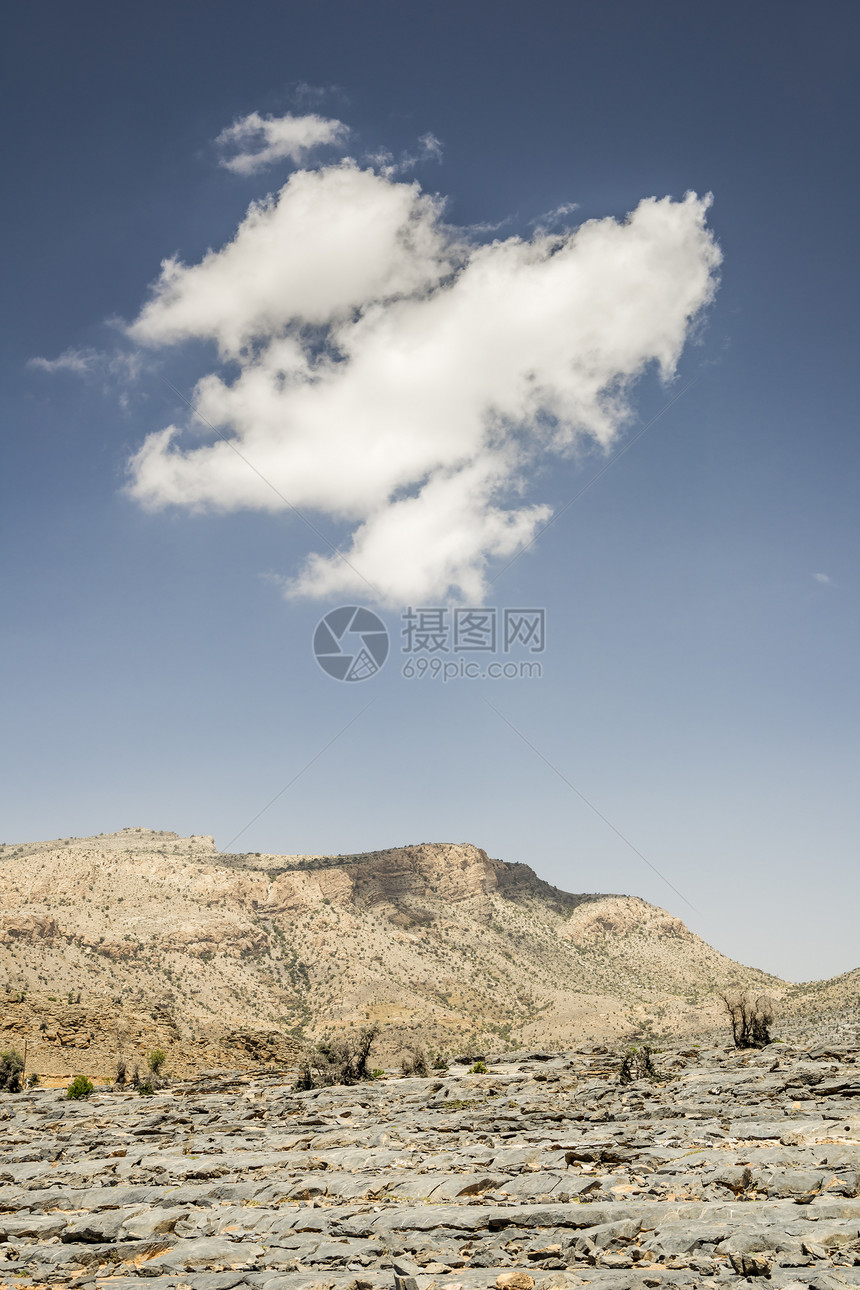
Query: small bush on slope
xmin=0 ymin=1050 xmax=24 ymax=1093
xmin=67 ymin=1075 xmax=94 ymax=1100
xmin=618 ymin=1045 xmax=659 ymax=1083
xmin=400 ymin=1042 xmax=429 ymax=1076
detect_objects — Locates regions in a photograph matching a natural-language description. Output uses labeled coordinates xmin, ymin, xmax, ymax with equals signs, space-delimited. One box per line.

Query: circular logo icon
xmin=312 ymin=606 xmax=389 ymax=682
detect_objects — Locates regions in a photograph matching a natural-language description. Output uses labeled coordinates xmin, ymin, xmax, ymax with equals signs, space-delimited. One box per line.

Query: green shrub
xmin=27 ymin=1072 xmax=40 ymax=1088
xmin=370 ymin=1067 xmax=385 ymax=1080
xmin=147 ymin=1048 xmax=167 ymax=1074
xmin=0 ymin=1050 xmax=24 ymax=1093
xmin=67 ymin=1076 xmax=94 ymax=1100
xmin=469 ymin=1060 xmax=488 ymax=1074
xmin=138 ymin=1080 xmax=154 ymax=1096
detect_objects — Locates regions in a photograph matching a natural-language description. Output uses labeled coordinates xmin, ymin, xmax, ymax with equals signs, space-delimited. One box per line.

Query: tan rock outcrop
xmin=0 ymin=912 xmax=58 ymax=942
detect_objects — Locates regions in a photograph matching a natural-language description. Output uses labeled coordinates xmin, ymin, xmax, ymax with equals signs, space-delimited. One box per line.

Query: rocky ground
xmin=2 ymin=1041 xmax=860 ymax=1289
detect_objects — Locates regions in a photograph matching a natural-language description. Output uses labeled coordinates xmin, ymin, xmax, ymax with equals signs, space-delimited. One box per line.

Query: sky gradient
xmin=2 ymin=1 xmax=858 ymax=984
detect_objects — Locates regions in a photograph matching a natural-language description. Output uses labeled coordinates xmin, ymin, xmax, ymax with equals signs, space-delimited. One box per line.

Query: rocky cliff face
xmin=0 ymin=828 xmax=790 ymax=1077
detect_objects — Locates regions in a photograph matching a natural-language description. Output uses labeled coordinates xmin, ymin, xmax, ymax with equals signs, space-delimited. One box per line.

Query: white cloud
xmin=530 ymin=202 xmax=580 ymax=235
xmin=366 ymin=131 xmax=445 ymax=178
xmin=418 ymin=132 xmax=443 ymax=162
xmin=216 ymin=110 xmax=347 ymax=174
xmin=29 ymin=345 xmax=142 ymax=384
xmin=125 ymin=132 xmax=721 ymax=606
xmin=290 ymin=458 xmax=551 ymax=605
xmin=29 ymin=347 xmax=100 ymax=375
xmin=130 ymin=164 xmax=452 ymax=358
xmin=814 ymin=572 xmax=832 ymax=583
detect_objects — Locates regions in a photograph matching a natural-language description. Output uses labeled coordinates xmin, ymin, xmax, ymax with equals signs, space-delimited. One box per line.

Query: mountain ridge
xmin=0 ymin=828 xmax=837 ymax=1076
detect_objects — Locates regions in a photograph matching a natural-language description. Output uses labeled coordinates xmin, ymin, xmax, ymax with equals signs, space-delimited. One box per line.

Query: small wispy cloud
xmin=530 ymin=202 xmax=580 ymax=235
xmin=28 ymin=347 xmax=100 ymax=375
xmin=416 ymin=132 xmax=443 ymax=163
xmin=215 ymin=110 xmax=348 ymax=175
xmin=363 ymin=132 xmax=444 ymax=179
xmin=28 ymin=346 xmax=142 ymax=386
xmin=293 ymin=82 xmax=346 ymax=108
xmin=813 ymin=572 xmax=832 ymax=584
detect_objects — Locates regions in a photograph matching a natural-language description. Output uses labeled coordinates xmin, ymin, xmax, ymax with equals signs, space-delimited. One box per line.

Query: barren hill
xmin=0 ymin=828 xmax=791 ymax=1075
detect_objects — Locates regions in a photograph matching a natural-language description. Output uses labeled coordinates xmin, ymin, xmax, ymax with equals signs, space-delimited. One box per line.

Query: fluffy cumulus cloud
xmin=215 ymin=110 xmax=347 ymax=174
xmin=126 ymin=116 xmax=721 ymax=605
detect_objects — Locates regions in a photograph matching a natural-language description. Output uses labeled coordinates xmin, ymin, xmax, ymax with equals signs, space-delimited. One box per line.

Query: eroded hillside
xmin=0 ymin=829 xmax=786 ymax=1073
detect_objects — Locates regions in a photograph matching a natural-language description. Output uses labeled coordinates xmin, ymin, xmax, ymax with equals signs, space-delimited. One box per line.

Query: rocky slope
xmin=0 ymin=829 xmax=791 ymax=1076
xmin=783 ymin=969 xmax=860 ymax=1025
xmin=0 ymin=990 xmax=300 ymax=1086
xmin=3 ymin=1041 xmax=860 ymax=1287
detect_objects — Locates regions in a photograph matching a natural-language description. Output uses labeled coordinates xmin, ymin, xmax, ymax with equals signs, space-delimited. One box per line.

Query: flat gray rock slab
xmin=4 ymin=1045 xmax=860 ymax=1285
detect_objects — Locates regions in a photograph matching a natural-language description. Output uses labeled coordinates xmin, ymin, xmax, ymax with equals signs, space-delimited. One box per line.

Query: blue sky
xmin=2 ymin=1 xmax=858 ymax=982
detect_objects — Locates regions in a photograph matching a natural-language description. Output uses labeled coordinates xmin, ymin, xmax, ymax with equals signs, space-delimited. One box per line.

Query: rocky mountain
xmin=0 ymin=828 xmax=801 ymax=1077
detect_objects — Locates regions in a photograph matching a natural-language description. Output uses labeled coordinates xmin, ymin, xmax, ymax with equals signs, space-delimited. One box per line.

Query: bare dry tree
xmin=400 ymin=1042 xmax=429 ymax=1077
xmin=721 ymin=992 xmax=775 ymax=1048
xmin=295 ymin=1024 xmax=379 ymax=1090
xmin=619 ymin=1045 xmax=659 ymax=1084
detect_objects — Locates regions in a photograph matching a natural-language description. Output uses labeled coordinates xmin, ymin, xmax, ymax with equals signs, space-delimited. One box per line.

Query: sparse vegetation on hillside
xmin=147 ymin=1047 xmax=166 ymax=1074
xmin=0 ymin=829 xmax=822 ymax=1064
